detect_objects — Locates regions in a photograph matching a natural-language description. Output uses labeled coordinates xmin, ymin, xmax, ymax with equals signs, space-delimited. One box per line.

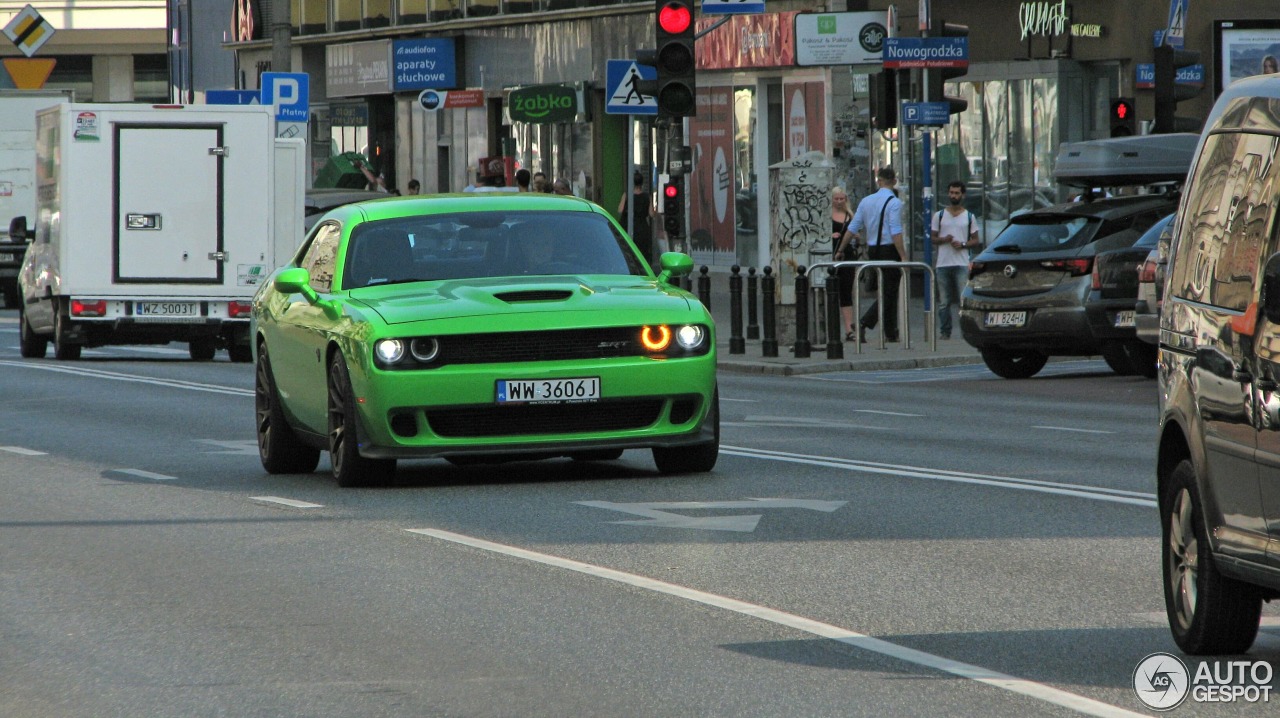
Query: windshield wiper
xmin=993 ymin=245 xmax=1022 ymax=253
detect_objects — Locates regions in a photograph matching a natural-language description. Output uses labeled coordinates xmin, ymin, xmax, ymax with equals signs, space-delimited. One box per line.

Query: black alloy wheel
xmin=979 ymin=347 xmax=1047 ymax=379
xmin=255 ymin=343 xmax=320 ymax=474
xmin=327 ymin=352 xmax=396 ymax=487
xmin=1162 ymin=459 xmax=1262 ymax=654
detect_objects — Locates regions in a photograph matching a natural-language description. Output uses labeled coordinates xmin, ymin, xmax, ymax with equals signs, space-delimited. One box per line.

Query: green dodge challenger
xmin=251 ymin=193 xmax=718 ymax=486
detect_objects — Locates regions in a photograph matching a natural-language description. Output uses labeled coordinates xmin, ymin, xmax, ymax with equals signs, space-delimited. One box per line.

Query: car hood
xmin=350 ymin=275 xmax=694 ymax=325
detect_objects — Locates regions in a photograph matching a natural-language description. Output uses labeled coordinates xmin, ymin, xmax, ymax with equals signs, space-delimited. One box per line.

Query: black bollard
xmin=729 ymin=265 xmax=745 ymax=354
xmin=761 ymin=266 xmax=778 ymax=357
xmin=825 ymin=265 xmax=844 ymax=359
xmin=794 ymin=265 xmax=811 ymax=358
xmin=697 ymin=265 xmax=711 ymax=309
xmin=746 ymin=267 xmax=759 ymax=340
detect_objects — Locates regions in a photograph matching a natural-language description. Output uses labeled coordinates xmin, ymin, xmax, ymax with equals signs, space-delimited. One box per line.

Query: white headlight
xmin=375 ymin=339 xmax=406 ymax=364
xmin=676 ymin=324 xmax=704 ymax=349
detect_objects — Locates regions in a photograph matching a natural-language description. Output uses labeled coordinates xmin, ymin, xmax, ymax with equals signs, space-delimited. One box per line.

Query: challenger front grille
xmin=436 ymin=327 xmax=645 ymax=365
xmin=426 ymin=398 xmax=664 ymax=437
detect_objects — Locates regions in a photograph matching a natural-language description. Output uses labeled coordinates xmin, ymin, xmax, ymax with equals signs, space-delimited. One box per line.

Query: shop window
xmin=42 ymin=55 xmax=92 ymax=101
xmin=466 ymin=0 xmax=499 ymax=17
xmin=365 ymin=0 xmax=391 ymax=27
xmin=427 ymin=0 xmax=462 ymax=21
xmin=399 ymin=0 xmax=427 ymax=23
xmin=502 ymin=0 xmax=539 ymax=14
xmin=333 ymin=0 xmax=361 ymax=31
xmin=133 ymin=54 xmax=169 ymax=102
xmin=296 ymin=0 xmax=328 ymax=33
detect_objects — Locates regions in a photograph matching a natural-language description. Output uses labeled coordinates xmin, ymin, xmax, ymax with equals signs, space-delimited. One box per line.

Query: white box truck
xmin=0 ymin=89 xmax=74 ymax=308
xmin=16 ymin=103 xmax=306 ymax=361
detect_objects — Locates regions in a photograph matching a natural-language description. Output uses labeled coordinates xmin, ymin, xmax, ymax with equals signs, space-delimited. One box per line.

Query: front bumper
xmin=352 ymin=353 xmax=718 ymax=458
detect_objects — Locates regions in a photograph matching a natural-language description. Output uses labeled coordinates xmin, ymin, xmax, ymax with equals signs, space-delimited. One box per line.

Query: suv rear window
xmin=989 ymin=215 xmax=1097 ymax=251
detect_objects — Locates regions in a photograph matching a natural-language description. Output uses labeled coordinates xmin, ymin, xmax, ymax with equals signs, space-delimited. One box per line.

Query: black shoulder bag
xmin=861 ymin=196 xmax=893 ymax=293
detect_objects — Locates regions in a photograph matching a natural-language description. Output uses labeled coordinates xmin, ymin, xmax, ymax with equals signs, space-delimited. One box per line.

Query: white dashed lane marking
xmin=0 ymin=446 xmax=47 ymax=456
xmin=251 ymin=496 xmax=324 ymax=509
xmin=108 ymin=468 xmax=177 ymax=481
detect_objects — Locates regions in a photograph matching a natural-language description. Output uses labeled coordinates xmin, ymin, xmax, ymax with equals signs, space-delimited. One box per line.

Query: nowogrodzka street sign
xmin=882 ymin=36 xmax=968 ymax=68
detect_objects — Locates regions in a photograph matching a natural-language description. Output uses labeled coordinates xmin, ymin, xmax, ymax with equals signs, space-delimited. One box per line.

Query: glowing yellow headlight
xmin=641 ymin=325 xmax=672 ymax=351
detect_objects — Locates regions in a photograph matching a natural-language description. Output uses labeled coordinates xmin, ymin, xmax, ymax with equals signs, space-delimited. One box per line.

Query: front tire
xmin=652 ymin=390 xmax=719 ymax=475
xmin=979 ymin=347 xmax=1047 ymax=379
xmin=328 ymin=352 xmax=395 ymax=487
xmin=1162 ymin=459 xmax=1262 ymax=654
xmin=19 ymin=309 xmax=47 ymax=359
xmin=255 ymin=343 xmax=320 ymax=474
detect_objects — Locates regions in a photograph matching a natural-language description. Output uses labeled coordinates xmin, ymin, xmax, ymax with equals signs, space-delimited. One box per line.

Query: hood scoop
xmin=493 ymin=289 xmax=574 ymax=303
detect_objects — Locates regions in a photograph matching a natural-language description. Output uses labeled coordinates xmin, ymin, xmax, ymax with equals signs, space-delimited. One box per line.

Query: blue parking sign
xmin=261 ymin=72 xmax=310 ymax=123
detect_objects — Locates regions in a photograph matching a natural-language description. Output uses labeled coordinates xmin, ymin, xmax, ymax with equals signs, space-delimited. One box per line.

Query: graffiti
xmin=774 ymin=178 xmax=829 ymax=251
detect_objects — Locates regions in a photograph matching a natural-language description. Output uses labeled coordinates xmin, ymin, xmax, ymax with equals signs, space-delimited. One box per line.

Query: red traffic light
xmin=658 ymin=2 xmax=691 ymax=34
xmin=664 ymin=184 xmax=679 ymax=198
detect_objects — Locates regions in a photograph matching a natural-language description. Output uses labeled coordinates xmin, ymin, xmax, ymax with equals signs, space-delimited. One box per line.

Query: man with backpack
xmin=931 ymin=181 xmax=981 ymax=339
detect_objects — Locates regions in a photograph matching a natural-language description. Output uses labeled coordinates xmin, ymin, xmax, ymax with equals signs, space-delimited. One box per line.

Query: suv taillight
xmin=1090 ymin=260 xmax=1102 ymax=290
xmin=1138 ymin=251 xmax=1158 ymax=283
xmin=1040 ymin=258 xmax=1093 ymax=277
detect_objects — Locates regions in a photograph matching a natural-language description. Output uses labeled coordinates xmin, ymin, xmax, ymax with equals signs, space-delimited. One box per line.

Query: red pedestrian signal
xmin=1110 ymin=97 xmax=1136 ymax=136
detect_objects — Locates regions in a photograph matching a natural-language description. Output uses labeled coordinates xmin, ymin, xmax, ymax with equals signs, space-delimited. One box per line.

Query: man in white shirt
xmin=841 ymin=167 xmax=904 ymax=342
xmin=931 ymin=181 xmax=980 ymax=339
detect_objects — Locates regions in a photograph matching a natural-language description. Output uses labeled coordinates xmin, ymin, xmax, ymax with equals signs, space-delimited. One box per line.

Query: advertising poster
xmin=782 ymin=80 xmax=826 ymax=159
xmin=1215 ymin=20 xmax=1280 ymax=94
xmin=688 ymin=86 xmax=736 ymax=258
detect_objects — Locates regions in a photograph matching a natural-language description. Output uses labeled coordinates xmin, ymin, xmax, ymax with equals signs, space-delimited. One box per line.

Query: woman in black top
xmin=618 ymin=170 xmax=655 ymax=265
xmin=830 ymin=187 xmax=857 ymax=339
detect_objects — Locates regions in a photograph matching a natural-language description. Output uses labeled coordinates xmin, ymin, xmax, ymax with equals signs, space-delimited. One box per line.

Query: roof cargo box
xmin=1052 ymin=133 xmax=1199 ymax=188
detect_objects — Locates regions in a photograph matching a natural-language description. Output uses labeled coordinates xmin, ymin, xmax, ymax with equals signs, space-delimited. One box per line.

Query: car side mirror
xmin=9 ymin=216 xmax=27 ymax=243
xmin=656 ymin=252 xmax=694 ymax=285
xmin=274 ymin=267 xmax=312 ymax=296
xmin=1262 ymin=253 xmax=1280 ymax=325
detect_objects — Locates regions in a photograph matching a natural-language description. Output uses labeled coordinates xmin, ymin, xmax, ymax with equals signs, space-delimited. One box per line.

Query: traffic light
xmin=663 ymin=178 xmax=684 ymax=237
xmin=1154 ymin=44 xmax=1202 ymax=133
xmin=926 ymin=20 xmax=969 ymax=116
xmin=654 ymin=0 xmax=696 ymax=118
xmin=1110 ymin=97 xmax=1136 ymax=137
xmin=868 ymin=69 xmax=898 ymax=131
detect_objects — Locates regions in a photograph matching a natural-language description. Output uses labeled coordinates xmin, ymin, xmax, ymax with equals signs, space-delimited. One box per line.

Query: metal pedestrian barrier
xmin=805 ymin=260 xmax=938 ymax=354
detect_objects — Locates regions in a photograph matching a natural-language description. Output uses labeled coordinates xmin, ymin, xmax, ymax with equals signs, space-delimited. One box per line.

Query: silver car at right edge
xmin=1157 ymin=74 xmax=1280 ymax=656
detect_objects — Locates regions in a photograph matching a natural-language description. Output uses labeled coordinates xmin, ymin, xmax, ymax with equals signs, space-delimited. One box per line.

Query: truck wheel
xmin=1163 ymin=459 xmax=1262 ymax=654
xmin=328 ymin=352 xmax=396 ymax=487
xmin=227 ymin=344 xmax=253 ymax=363
xmin=19 ymin=311 xmax=47 ymax=359
xmin=652 ymin=389 xmax=719 ymax=475
xmin=255 ymin=343 xmax=320 ymax=475
xmin=1101 ymin=342 xmax=1136 ymax=375
xmin=979 ymin=347 xmax=1046 ymax=379
xmin=189 ymin=338 xmax=216 ymax=362
xmin=2 ymin=285 xmax=18 ymax=309
xmin=53 ymin=313 xmax=81 ymax=360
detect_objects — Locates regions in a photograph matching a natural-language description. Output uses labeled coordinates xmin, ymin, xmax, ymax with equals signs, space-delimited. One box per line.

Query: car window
xmin=1134 ymin=213 xmax=1175 ymax=248
xmin=300 ymin=222 xmax=341 ymax=293
xmin=1171 ymin=132 xmax=1273 ymax=311
xmin=988 ymin=214 xmax=1097 ymax=251
xmin=342 ymin=210 xmax=647 ymax=289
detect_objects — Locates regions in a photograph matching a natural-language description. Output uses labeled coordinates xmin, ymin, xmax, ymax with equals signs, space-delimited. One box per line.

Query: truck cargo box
xmin=17 ymin=103 xmax=305 ymax=361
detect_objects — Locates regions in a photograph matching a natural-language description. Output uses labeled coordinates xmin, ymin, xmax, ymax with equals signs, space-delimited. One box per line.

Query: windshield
xmin=989 ymin=215 xmax=1098 ymax=252
xmin=342 ymin=210 xmax=648 ymax=289
xmin=1134 ymin=213 xmax=1175 ymax=249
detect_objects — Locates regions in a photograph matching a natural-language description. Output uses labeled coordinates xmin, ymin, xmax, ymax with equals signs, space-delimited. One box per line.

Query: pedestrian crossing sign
xmin=606 ymin=59 xmax=657 ymax=116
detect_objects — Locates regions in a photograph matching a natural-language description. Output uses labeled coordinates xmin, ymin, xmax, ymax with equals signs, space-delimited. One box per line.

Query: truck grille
xmin=426 ymin=398 xmax=664 ymax=438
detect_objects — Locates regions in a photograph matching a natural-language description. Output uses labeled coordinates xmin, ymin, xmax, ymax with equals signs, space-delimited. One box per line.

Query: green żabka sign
xmin=508 ymin=84 xmax=579 ymax=124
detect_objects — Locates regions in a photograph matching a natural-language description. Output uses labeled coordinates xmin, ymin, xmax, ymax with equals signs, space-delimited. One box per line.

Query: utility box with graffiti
xmin=768 ymin=152 xmax=834 ymax=343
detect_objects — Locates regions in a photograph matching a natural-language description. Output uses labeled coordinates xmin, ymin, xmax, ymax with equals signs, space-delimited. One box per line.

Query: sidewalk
xmin=697 ymin=265 xmax=984 ymax=377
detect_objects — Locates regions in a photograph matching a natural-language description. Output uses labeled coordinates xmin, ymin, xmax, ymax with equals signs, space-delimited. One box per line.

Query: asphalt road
xmin=2 ymin=312 xmax=1278 ymax=717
